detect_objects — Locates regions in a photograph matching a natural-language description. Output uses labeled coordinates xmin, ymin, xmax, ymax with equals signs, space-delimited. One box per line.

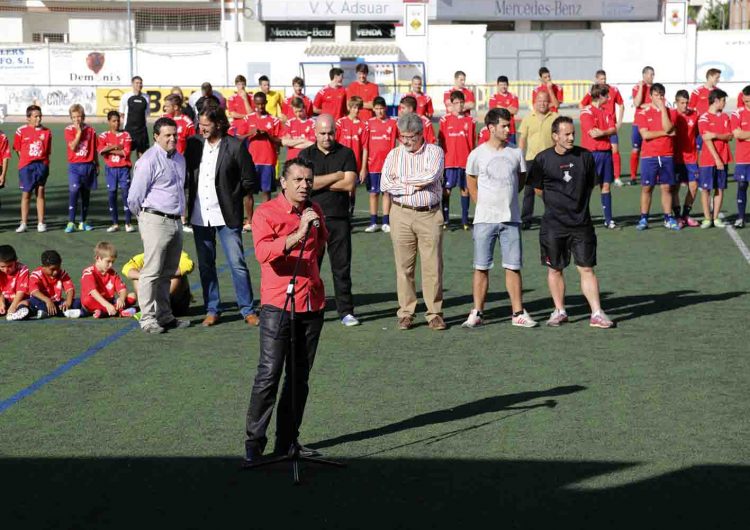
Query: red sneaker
xmin=590 ymin=311 xmax=615 ymax=329
xmin=683 ymin=215 xmax=700 ymax=228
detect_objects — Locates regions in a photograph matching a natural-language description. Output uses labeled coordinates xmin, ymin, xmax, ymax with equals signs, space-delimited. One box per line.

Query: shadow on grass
xmin=2 ymin=456 xmax=746 ymax=529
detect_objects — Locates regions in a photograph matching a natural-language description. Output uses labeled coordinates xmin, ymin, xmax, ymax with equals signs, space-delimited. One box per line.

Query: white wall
xmin=0 ymin=17 xmax=23 ymax=43
xmin=69 ymin=17 xmax=130 ymax=44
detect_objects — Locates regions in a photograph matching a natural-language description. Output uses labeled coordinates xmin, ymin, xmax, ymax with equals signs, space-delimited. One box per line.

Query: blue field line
xmin=0 ymin=246 xmax=255 ymax=415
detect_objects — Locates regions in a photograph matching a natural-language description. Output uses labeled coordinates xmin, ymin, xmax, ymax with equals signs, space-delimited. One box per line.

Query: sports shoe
xmin=398 ymin=316 xmax=413 ymax=330
xmin=125 ymin=224 xmax=136 ymax=233
xmin=364 ymin=224 xmax=380 ymax=233
xmin=628 ymin=179 xmax=637 ymax=186
xmin=665 ymin=217 xmax=681 ymax=231
xmin=683 ymin=216 xmax=700 ymax=228
xmin=735 ymin=218 xmax=745 ymax=228
xmin=242 ymin=223 xmax=252 ymax=232
xmin=700 ymin=219 xmax=713 ymax=229
xmin=15 ymin=223 xmax=27 ymax=233
xmin=677 ymin=217 xmax=686 ymax=229
xmin=428 ymin=315 xmax=447 ymax=330
xmin=182 ymin=224 xmax=193 ymax=234
xmin=442 ymin=223 xmax=449 ymax=231
xmin=79 ymin=222 xmax=94 ymax=231
xmin=713 ymin=218 xmax=727 ymax=228
xmin=463 ymin=224 xmax=471 ymax=231
xmin=106 ymin=224 xmax=119 ymax=233
xmin=37 ymin=223 xmax=47 ymax=233
xmin=64 ymin=222 xmax=76 ymax=233
xmin=162 ymin=318 xmax=191 ymax=330
xmin=63 ymin=309 xmax=82 ymax=319
xmin=119 ymin=307 xmax=138 ymax=318
xmin=381 ymin=223 xmax=391 ymax=233
xmin=605 ymin=220 xmax=617 ymax=229
xmin=546 ymin=309 xmax=569 ymax=327
xmin=132 ymin=311 xmax=142 ymax=321
xmin=613 ymin=178 xmax=624 ymax=187
xmin=92 ymin=309 xmax=103 ymax=319
xmin=7 ymin=306 xmax=30 ymax=321
xmin=590 ymin=310 xmax=615 ymax=329
xmin=341 ymin=314 xmax=360 ymax=327
xmin=35 ymin=309 xmax=48 ymax=319
xmin=141 ymin=323 xmax=166 ymax=334
xmin=461 ymin=309 xmax=483 ymax=328
xmin=512 ymin=310 xmax=539 ymax=328
xmin=636 ymin=218 xmax=649 ymax=231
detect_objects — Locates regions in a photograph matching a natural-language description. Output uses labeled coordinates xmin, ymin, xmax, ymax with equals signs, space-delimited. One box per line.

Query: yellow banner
xmin=96 ymin=87 xmax=235 ymax=117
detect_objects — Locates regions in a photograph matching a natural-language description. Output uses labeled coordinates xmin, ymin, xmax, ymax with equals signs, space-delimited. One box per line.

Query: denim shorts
xmin=473 ymin=222 xmax=522 ymax=271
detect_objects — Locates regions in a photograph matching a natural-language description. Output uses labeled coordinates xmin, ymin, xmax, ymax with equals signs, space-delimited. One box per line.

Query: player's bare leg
xmin=700 ymin=188 xmax=712 ymax=221
xmin=683 ymin=181 xmax=698 ymax=212
xmin=577 ymin=266 xmax=602 ymax=314
xmin=547 ymin=267 xmax=566 ymax=312
xmin=505 ymin=269 xmax=523 ymax=314
xmin=243 ymin=195 xmax=254 ymax=231
xmin=659 ymin=184 xmax=672 ymax=215
xmin=20 ymin=191 xmax=31 ymax=225
xmin=640 ymin=185 xmax=653 ymax=216
xmin=712 ymin=189 xmax=724 ymax=221
xmin=36 ymin=186 xmax=46 ymax=225
xmin=472 ymin=269 xmax=489 ymax=312
xmin=442 ymin=188 xmax=452 ymax=228
xmin=368 ymin=193 xmax=378 ymax=221
xmin=460 ymin=188 xmax=471 ymax=229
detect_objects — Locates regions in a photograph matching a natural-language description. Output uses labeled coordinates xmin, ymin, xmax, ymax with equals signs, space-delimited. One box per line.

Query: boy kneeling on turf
xmin=29 ymin=250 xmax=82 ymax=319
xmin=0 ymin=244 xmax=31 ymax=321
xmin=81 ymin=241 xmax=137 ymax=318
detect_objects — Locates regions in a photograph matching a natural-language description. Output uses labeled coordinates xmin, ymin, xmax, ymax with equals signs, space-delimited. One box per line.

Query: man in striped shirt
xmin=381 ymin=113 xmax=446 ymax=331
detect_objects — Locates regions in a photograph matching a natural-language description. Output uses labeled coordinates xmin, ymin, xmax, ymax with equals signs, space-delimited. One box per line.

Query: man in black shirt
xmin=299 ymin=114 xmax=359 ymax=326
xmin=527 ymin=116 xmax=614 ymax=329
xmin=118 ymin=76 xmax=150 ymax=156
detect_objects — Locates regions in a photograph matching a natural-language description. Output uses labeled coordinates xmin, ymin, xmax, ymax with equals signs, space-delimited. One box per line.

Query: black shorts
xmin=539 ymin=223 xmax=597 ymax=270
xmin=127 ymin=128 xmax=149 ymax=155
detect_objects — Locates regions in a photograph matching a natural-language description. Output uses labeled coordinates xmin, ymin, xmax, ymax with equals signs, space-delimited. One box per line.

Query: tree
xmin=699 ymin=0 xmax=730 ymax=30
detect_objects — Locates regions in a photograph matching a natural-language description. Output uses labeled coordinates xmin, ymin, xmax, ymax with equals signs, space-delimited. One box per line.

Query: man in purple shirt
xmin=128 ymin=117 xmax=191 ymax=333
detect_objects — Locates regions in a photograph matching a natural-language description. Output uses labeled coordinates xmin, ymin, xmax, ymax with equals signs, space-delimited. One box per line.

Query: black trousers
xmin=245 ymin=305 xmax=324 ymax=454
xmin=521 ymin=159 xmax=536 ymax=224
xmin=318 ymin=216 xmax=354 ymax=317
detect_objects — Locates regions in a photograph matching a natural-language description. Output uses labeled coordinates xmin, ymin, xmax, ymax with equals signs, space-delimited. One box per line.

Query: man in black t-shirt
xmin=118 ymin=76 xmax=150 ymax=156
xmin=527 ymin=116 xmax=614 ymax=329
xmin=299 ymin=114 xmax=359 ymax=326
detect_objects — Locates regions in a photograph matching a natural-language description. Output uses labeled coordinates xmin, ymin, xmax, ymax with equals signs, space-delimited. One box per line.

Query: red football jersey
xmin=0 ymin=262 xmax=29 ymax=301
xmin=731 ymin=107 xmax=750 ymax=164
xmin=421 ymin=116 xmax=436 ymax=144
xmin=738 ymin=92 xmax=745 ymax=110
xmin=443 ymin=87 xmax=475 ymax=117
xmin=635 ymin=106 xmax=677 ymax=158
xmin=313 ymin=86 xmax=347 ymax=120
xmin=98 ymin=130 xmax=132 ymax=168
xmin=228 ymin=91 xmax=253 ymax=123
xmin=13 ymin=125 xmax=52 ymax=169
xmin=698 ymin=111 xmax=732 ymax=167
xmin=688 ymin=86 xmax=713 ymax=117
xmin=0 ymin=132 xmax=10 ymax=161
xmin=478 ymin=126 xmax=489 ymax=146
xmin=282 ymin=94 xmax=314 ymax=120
xmin=439 ymin=114 xmax=476 ymax=168
xmin=64 ymin=124 xmax=97 ymax=164
xmin=335 ymin=116 xmax=368 ymax=172
xmin=283 ymin=117 xmax=316 ymax=160
xmin=632 ymin=83 xmax=652 ymax=108
xmin=580 ymin=106 xmax=613 ymax=152
xmin=580 ymin=85 xmax=624 ymax=124
xmin=532 ymin=84 xmax=564 ymax=113
xmin=673 ymin=110 xmax=699 ymax=165
xmin=163 ymin=113 xmax=195 ymax=155
xmin=346 ymin=82 xmax=379 ymax=122
xmin=81 ymin=265 xmax=126 ymax=300
xmin=365 ymin=117 xmax=397 ymax=173
xmin=30 ymin=267 xmax=75 ymax=302
xmin=406 ymin=92 xmax=434 ymax=117
xmin=489 ymin=92 xmax=519 ymax=134
xmin=239 ymin=113 xmax=282 ymax=166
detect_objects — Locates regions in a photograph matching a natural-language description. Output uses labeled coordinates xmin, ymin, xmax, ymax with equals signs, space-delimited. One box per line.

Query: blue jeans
xmin=193 ymin=224 xmax=255 ymax=318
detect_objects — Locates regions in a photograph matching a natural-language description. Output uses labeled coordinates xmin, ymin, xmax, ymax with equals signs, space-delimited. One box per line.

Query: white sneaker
xmin=63 ymin=309 xmax=82 ymax=319
xmin=125 ymin=224 xmax=136 ymax=233
xmin=7 ymin=306 xmax=30 ymax=321
xmin=341 ymin=314 xmax=360 ymax=327
xmin=37 ymin=223 xmax=47 ymax=233
xmin=106 ymin=225 xmax=120 ymax=233
xmin=381 ymin=223 xmax=391 ymax=233
xmin=182 ymin=225 xmax=193 ymax=233
xmin=613 ymin=179 xmax=624 ymax=187
xmin=605 ymin=220 xmax=617 ymax=229
xmin=461 ymin=309 xmax=483 ymax=328
xmin=15 ymin=223 xmax=27 ymax=233
xmin=364 ymin=224 xmax=380 ymax=233
xmin=734 ymin=218 xmax=745 ymax=228
xmin=512 ymin=309 xmax=539 ymax=328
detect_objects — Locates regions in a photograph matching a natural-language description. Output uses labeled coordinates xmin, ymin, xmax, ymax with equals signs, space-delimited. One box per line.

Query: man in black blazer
xmin=185 ymin=106 xmax=260 ymax=327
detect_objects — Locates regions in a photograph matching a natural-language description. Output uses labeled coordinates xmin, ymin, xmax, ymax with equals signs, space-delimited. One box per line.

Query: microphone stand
xmin=243 ymin=223 xmax=345 ymax=485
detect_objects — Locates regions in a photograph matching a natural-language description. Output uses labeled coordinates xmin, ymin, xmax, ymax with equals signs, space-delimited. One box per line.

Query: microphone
xmin=304 ymin=201 xmax=320 ymax=228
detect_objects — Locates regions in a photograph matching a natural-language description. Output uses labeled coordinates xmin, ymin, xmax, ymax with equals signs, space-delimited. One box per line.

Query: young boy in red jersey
xmin=29 ymin=250 xmax=81 ymax=319
xmin=672 ymin=90 xmax=701 ymax=228
xmin=336 ymin=96 xmax=368 ymax=216
xmin=698 ymin=89 xmax=733 ymax=229
xmin=313 ymin=67 xmax=347 ymax=120
xmin=631 ymin=66 xmax=655 ymax=185
xmin=99 ymin=110 xmax=135 ymax=233
xmin=13 ymin=104 xmax=52 ymax=233
xmin=283 ymin=77 xmax=314 ymax=121
xmin=689 ymin=68 xmax=721 ymax=130
xmin=532 ymin=67 xmax=563 ymax=114
xmin=580 ymin=70 xmax=625 ymax=185
xmin=65 ymin=104 xmax=99 ymax=233
xmin=439 ymin=90 xmax=475 ymax=230
xmin=580 ymin=84 xmax=617 ymax=229
xmin=406 ymin=75 xmax=433 ymax=118
xmin=731 ymin=85 xmax=750 ymax=228
xmin=490 ymin=76 xmax=519 ymax=145
xmin=0 ymin=244 xmax=31 ymax=321
xmin=346 ymin=63 xmax=379 ymax=122
xmin=81 ymin=241 xmax=136 ymax=318
xmin=227 ymin=74 xmax=253 ymax=126
xmin=443 ymin=71 xmax=475 ymax=117
xmin=362 ymin=97 xmax=397 ymax=233
xmin=398 ymin=96 xmax=435 ymax=144
xmin=281 ymin=97 xmax=316 ymax=160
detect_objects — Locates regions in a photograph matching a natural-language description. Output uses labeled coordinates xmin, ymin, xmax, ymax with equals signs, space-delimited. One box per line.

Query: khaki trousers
xmin=389 ymin=204 xmax=444 ymax=322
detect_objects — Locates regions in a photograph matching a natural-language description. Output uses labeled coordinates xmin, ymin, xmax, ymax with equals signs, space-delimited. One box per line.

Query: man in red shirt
xmin=489 ymin=75 xmax=519 ymax=144
xmin=281 ymin=97 xmax=316 ymax=161
xmin=313 ymin=67 xmax=347 ymax=120
xmin=731 ymin=85 xmax=750 ymax=228
xmin=227 ymin=74 xmax=253 ymax=126
xmin=244 ymin=158 xmax=329 ymax=463
xmin=406 ymin=75 xmax=433 ymax=118
xmin=346 ymin=63 xmax=379 ymax=122
xmin=672 ymin=90 xmax=701 ymax=228
xmin=282 ymin=77 xmax=314 ymax=121
xmin=398 ymin=96 xmax=435 ymax=144
xmin=362 ymin=97 xmax=397 ymax=233
xmin=439 ymin=90 xmax=475 ymax=230
xmin=28 ymin=249 xmax=81 ymax=318
xmin=0 ymin=129 xmax=9 ymax=194
xmin=81 ymin=241 xmax=136 ymax=318
xmin=690 ymin=68 xmax=721 ymax=152
xmin=0 ymin=244 xmax=31 ymax=321
xmin=65 ymin=103 xmax=99 ymax=233
xmin=99 ymin=110 xmax=135 ymax=233
xmin=630 ymin=66 xmax=655 ymax=185
xmin=698 ymin=89 xmax=733 ymax=228
xmin=580 ymin=70 xmax=625 ymax=184
xmin=13 ymin=105 xmax=51 ymax=234
xmin=443 ymin=70 xmax=475 ymax=117
xmin=532 ymin=67 xmax=563 ymax=114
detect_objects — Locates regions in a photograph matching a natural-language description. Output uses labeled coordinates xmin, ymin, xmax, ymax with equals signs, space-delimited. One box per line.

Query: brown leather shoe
xmin=398 ymin=316 xmax=413 ymax=330
xmin=202 ymin=314 xmax=219 ymax=327
xmin=245 ymin=313 xmax=260 ymax=327
xmin=428 ymin=315 xmax=447 ymax=331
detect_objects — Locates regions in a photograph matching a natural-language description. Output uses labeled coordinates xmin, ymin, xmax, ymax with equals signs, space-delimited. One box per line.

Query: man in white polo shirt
xmin=462 ymin=108 xmax=538 ymax=328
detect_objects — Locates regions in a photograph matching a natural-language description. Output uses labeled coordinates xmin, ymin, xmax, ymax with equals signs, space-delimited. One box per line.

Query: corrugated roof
xmin=304 ymin=43 xmax=401 ymax=57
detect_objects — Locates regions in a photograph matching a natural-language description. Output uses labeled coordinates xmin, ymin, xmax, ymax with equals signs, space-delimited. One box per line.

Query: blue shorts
xmin=699 ymin=166 xmax=728 ymax=190
xmin=640 ymin=156 xmax=675 ymax=186
xmin=105 ymin=167 xmax=130 ymax=190
xmin=508 ymin=133 xmax=517 ymax=145
xmin=696 ymin=135 xmax=703 ymax=152
xmin=473 ymin=222 xmax=523 ymax=271
xmin=366 ymin=172 xmax=382 ymax=194
xmin=675 ymin=163 xmax=700 ymax=184
xmin=256 ymin=164 xmax=277 ymax=193
xmin=444 ymin=167 xmax=467 ymax=190
xmin=610 ymin=133 xmax=619 ymax=145
xmin=631 ymin=127 xmax=642 ymax=150
xmin=734 ymin=164 xmax=750 ymax=182
xmin=69 ymin=162 xmax=98 ymax=191
xmin=18 ymin=161 xmax=49 ymax=192
xmin=592 ymin=151 xmax=614 ymax=184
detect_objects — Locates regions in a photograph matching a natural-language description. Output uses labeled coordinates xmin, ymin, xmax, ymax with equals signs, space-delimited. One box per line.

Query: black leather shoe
xmin=273 ymin=442 xmax=322 ymax=458
xmin=244 ymin=445 xmax=262 ymax=465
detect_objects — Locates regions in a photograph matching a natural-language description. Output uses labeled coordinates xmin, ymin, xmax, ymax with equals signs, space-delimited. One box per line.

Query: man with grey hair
xmin=381 ymin=113 xmax=446 ymax=330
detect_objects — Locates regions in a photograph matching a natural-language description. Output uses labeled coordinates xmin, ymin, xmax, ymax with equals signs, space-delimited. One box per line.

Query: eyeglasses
xmin=400 ymin=132 xmax=422 ymax=143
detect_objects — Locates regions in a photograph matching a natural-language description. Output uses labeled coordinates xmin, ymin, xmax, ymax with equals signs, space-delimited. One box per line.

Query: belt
xmin=141 ymin=207 xmax=181 ymax=220
xmin=393 ymin=201 xmax=438 ymax=213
